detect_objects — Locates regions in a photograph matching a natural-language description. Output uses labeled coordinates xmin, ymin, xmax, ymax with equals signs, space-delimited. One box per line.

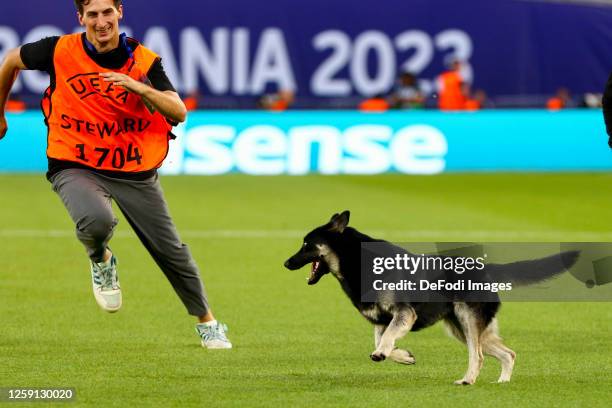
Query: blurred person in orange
xmin=464 ymin=89 xmax=489 ymax=111
xmin=5 ymin=94 xmax=26 ymax=113
xmin=359 ymin=94 xmax=389 ymax=112
xmin=183 ymin=91 xmax=199 ymax=111
xmin=547 ymin=88 xmax=570 ymax=110
xmin=259 ymin=90 xmax=294 ymax=111
xmin=436 ymin=59 xmax=468 ymax=111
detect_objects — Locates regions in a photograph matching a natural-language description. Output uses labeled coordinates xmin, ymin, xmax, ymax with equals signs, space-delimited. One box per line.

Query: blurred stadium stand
xmin=2 ymin=0 xmax=612 ymax=110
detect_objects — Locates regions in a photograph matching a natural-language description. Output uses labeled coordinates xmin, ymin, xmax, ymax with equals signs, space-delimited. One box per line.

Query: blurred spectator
xmin=436 ymin=59 xmax=468 ymax=111
xmin=546 ymin=87 xmax=571 ymax=110
xmin=391 ymin=72 xmax=424 ymax=109
xmin=582 ymin=93 xmax=602 ymax=109
xmin=183 ymin=91 xmax=200 ymax=111
xmin=464 ymin=89 xmax=490 ymax=111
xmin=6 ymin=94 xmax=26 ymax=113
xmin=359 ymin=95 xmax=390 ymax=112
xmin=259 ymin=90 xmax=295 ymax=111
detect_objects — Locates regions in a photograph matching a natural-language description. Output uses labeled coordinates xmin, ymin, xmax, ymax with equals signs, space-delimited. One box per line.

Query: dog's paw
xmin=370 ymin=351 xmax=386 ymax=362
xmin=389 ymin=348 xmax=415 ymax=365
xmin=453 ymin=379 xmax=475 ymax=385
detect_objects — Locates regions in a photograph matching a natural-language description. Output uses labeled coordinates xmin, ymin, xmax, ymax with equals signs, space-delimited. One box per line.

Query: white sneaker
xmin=196 ymin=321 xmax=232 ymax=349
xmin=90 ymin=255 xmax=122 ymax=312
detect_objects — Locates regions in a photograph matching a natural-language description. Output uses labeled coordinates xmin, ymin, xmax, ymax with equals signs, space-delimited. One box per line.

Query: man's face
xmin=78 ymin=0 xmax=123 ymax=48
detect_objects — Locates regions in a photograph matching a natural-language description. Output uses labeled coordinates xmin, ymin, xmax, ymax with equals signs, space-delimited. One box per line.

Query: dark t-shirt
xmin=20 ymin=33 xmax=176 ymax=180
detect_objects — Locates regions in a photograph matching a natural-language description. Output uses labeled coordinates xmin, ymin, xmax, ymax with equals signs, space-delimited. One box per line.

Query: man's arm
xmin=99 ymin=72 xmax=187 ymax=123
xmin=0 ymin=47 xmax=27 ymax=139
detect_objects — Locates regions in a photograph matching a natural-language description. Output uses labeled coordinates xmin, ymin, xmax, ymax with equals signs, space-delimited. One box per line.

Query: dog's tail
xmin=486 ymin=250 xmax=580 ymax=286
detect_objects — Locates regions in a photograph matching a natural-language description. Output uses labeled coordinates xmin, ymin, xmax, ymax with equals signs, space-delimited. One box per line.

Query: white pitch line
xmin=1 ymin=229 xmax=612 ymax=240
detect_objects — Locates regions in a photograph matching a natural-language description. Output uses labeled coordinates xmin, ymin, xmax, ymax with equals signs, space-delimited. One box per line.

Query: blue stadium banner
xmin=1 ymin=110 xmax=609 ymax=174
xmin=2 ymin=0 xmax=612 ymax=104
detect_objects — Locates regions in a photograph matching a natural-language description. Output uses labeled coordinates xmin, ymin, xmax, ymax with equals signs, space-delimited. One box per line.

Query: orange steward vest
xmin=464 ymin=98 xmax=481 ymax=111
xmin=42 ymin=33 xmax=173 ymax=172
xmin=6 ymin=99 xmax=26 ymax=113
xmin=359 ymin=98 xmax=389 ymax=112
xmin=438 ymin=71 xmax=466 ymax=111
xmin=546 ymin=97 xmax=564 ymax=111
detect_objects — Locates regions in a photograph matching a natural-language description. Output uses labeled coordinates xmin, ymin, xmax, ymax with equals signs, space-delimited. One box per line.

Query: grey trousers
xmin=50 ymin=168 xmax=209 ymax=317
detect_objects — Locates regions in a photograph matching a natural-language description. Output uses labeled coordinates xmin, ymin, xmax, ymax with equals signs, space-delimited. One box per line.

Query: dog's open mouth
xmin=308 ymin=260 xmax=322 ymax=285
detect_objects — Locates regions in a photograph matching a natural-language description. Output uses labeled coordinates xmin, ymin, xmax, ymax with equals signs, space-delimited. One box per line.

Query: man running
xmin=0 ymin=0 xmax=232 ymax=349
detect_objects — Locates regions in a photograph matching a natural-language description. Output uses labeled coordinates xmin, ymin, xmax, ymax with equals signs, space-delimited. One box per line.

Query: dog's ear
xmin=329 ymin=210 xmax=350 ymax=233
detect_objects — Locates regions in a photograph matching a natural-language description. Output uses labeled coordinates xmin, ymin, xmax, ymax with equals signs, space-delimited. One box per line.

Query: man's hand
xmin=100 ymin=71 xmax=186 ymax=123
xmin=99 ymin=72 xmax=147 ymax=95
xmin=0 ymin=115 xmax=7 ymax=140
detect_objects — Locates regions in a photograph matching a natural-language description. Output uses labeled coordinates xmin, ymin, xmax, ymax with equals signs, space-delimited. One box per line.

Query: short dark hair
xmin=74 ymin=0 xmax=123 ymax=14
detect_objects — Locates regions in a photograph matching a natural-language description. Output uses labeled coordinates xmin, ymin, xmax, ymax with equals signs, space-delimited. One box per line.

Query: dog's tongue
xmin=308 ymin=261 xmax=321 ymax=285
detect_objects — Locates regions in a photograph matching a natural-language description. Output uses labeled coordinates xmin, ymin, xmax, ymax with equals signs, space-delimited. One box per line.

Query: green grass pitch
xmin=1 ymin=173 xmax=611 ymax=407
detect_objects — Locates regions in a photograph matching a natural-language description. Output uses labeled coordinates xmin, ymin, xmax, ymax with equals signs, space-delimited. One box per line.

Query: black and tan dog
xmin=284 ymin=211 xmax=579 ymax=385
